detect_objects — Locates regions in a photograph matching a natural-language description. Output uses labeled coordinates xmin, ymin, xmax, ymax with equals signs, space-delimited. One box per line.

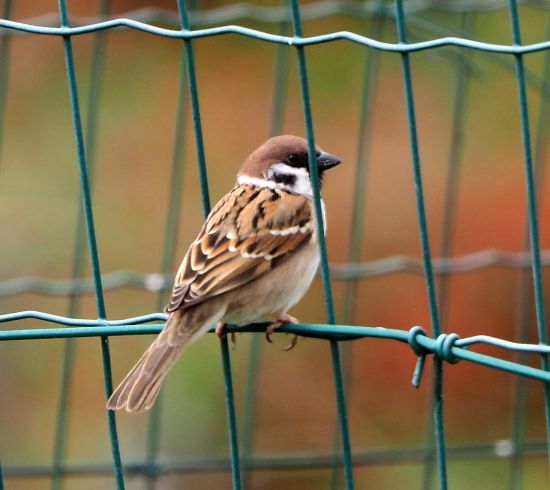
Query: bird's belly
xmin=222 ymin=243 xmax=320 ymax=325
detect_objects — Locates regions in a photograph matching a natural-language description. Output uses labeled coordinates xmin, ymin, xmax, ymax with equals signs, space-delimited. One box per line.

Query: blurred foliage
xmin=1 ymin=0 xmax=550 ymax=489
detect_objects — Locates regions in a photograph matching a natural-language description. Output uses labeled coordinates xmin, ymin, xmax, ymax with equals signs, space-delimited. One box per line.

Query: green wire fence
xmin=1 ymin=0 xmax=550 ymax=488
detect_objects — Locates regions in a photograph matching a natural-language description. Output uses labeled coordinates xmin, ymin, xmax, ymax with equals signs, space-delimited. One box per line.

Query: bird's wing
xmin=165 ymin=184 xmax=315 ymax=312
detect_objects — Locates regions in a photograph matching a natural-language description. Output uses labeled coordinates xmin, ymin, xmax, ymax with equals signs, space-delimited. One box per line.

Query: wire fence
xmin=0 ymin=0 xmax=549 ymax=489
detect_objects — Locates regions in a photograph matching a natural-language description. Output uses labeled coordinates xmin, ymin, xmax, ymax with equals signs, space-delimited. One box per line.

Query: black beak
xmin=317 ymin=151 xmax=341 ymax=171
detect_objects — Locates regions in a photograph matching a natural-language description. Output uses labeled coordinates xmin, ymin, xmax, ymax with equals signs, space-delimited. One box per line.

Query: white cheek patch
xmin=266 ymin=163 xmax=313 ymax=198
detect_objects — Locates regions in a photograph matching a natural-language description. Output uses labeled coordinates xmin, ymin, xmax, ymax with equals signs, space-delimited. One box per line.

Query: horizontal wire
xmin=2 ymin=316 xmax=550 ymax=382
xmin=1 ymin=248 xmax=549 ymax=297
xmin=2 ymin=0 xmax=550 ymax=35
xmin=331 ymin=248 xmax=550 ymax=278
xmin=2 ymin=439 xmax=548 ymax=478
xmin=0 ymin=271 xmax=170 ymax=296
xmin=8 ymin=5 xmax=550 ymax=102
xmin=0 ymin=16 xmax=549 ymax=54
xmin=0 ymin=311 xmax=167 ymax=327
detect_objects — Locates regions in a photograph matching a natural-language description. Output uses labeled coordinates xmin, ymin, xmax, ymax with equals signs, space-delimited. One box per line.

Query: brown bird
xmin=107 ymin=135 xmax=341 ymax=412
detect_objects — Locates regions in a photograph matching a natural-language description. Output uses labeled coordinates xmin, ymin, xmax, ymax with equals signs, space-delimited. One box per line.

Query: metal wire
xmin=2 ymin=15 xmax=550 ymax=54
xmin=4 ymin=317 xmax=550 ymax=380
xmin=289 ymin=1 xmax=354 ymax=488
xmin=508 ymin=9 xmax=550 ymax=487
xmin=3 ymin=438 xmax=549 ymax=478
xmin=175 ymin=2 xmax=242 ymax=488
xmin=52 ymin=1 xmax=109 ymax=488
xmin=57 ymin=0 xmax=125 ymax=488
xmin=508 ymin=0 xmax=550 ymax=472
xmin=3 ymin=1 xmax=550 ymax=36
xmin=3 ymin=248 xmax=550 ymax=298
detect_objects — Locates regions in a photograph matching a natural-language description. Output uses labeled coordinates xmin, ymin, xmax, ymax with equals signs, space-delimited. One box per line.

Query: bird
xmin=107 ymin=135 xmax=341 ymax=413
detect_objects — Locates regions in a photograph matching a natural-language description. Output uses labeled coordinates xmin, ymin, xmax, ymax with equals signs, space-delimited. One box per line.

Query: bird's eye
xmin=288 ymin=154 xmax=299 ymax=164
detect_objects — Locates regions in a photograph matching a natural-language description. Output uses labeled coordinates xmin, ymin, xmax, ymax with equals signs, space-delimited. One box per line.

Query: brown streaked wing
xmin=165 ymin=184 xmax=314 ymax=312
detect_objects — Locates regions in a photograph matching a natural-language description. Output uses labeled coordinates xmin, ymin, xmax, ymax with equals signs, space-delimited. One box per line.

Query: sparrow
xmin=107 ymin=135 xmax=341 ymax=413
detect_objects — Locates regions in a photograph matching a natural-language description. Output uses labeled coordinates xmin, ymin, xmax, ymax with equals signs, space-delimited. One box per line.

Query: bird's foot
xmin=215 ymin=322 xmax=237 ymax=348
xmin=265 ymin=314 xmax=300 ymax=351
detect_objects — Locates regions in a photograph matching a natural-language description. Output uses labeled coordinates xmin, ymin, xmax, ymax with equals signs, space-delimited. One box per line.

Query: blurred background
xmin=1 ymin=0 xmax=550 ymax=488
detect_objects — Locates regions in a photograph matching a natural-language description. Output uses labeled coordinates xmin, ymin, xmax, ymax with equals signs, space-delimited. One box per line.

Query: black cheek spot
xmin=273 ymin=172 xmax=297 ymax=187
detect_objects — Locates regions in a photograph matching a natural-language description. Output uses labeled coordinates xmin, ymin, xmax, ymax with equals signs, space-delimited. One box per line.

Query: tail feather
xmin=107 ymin=311 xmax=189 ymax=413
xmin=107 ymin=306 xmax=225 ymax=413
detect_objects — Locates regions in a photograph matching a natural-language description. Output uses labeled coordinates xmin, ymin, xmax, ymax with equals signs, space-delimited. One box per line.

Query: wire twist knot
xmin=434 ymin=333 xmax=461 ymax=364
xmin=408 ymin=328 xmax=462 ymax=388
xmin=408 ymin=325 xmax=429 ymax=356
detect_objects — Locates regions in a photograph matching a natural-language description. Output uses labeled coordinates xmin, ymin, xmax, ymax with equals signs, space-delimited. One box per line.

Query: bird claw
xmin=282 ymin=334 xmax=300 ymax=351
xmin=216 ymin=323 xmax=238 ymax=349
xmin=265 ymin=314 xmax=299 ymax=350
xmin=264 ymin=322 xmax=281 ymax=344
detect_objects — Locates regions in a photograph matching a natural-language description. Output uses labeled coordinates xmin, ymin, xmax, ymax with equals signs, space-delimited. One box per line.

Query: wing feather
xmin=165 ymin=184 xmax=314 ymax=312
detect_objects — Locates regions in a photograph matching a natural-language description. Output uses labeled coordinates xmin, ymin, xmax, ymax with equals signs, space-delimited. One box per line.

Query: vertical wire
xmin=240 ymin=11 xmax=290 ymax=490
xmin=331 ymin=3 xmax=385 ymax=489
xmin=289 ymin=3 xmax=335 ymax=325
xmin=508 ymin=0 xmax=550 ymax=473
xmin=0 ymin=0 xmax=12 ymax=169
xmin=508 ymin=13 xmax=550 ymax=488
xmin=421 ymin=12 xmax=474 ymax=490
xmin=176 ymin=1 xmax=242 ymax=488
xmin=508 ymin=275 xmax=533 ymax=489
xmin=240 ymin=333 xmax=263 ymax=490
xmin=289 ymin=1 xmax=354 ymax=488
xmin=51 ymin=2 xmax=109 ymax=489
xmin=144 ymin=18 xmax=189 ymax=490
xmin=56 ymin=1 xmax=124 ymax=488
xmin=176 ymin=0 xmax=210 ymax=217
xmin=221 ymin=335 xmax=243 ymax=490
xmin=394 ymin=1 xmax=447 ymax=488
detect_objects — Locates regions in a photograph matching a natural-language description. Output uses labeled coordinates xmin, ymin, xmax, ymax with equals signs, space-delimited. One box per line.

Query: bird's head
xmin=238 ymin=135 xmax=341 ymax=194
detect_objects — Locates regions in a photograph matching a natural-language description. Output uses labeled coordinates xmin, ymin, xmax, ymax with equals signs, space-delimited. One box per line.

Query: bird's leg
xmin=215 ymin=322 xmax=237 ymax=347
xmin=265 ymin=313 xmax=300 ymax=350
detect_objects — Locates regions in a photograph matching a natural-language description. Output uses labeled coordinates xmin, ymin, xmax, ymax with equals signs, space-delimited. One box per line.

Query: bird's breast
xmin=222 ymin=241 xmax=320 ymax=325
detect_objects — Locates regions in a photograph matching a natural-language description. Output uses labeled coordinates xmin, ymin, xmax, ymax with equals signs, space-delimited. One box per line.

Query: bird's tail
xmin=107 ymin=310 xmax=196 ymax=413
